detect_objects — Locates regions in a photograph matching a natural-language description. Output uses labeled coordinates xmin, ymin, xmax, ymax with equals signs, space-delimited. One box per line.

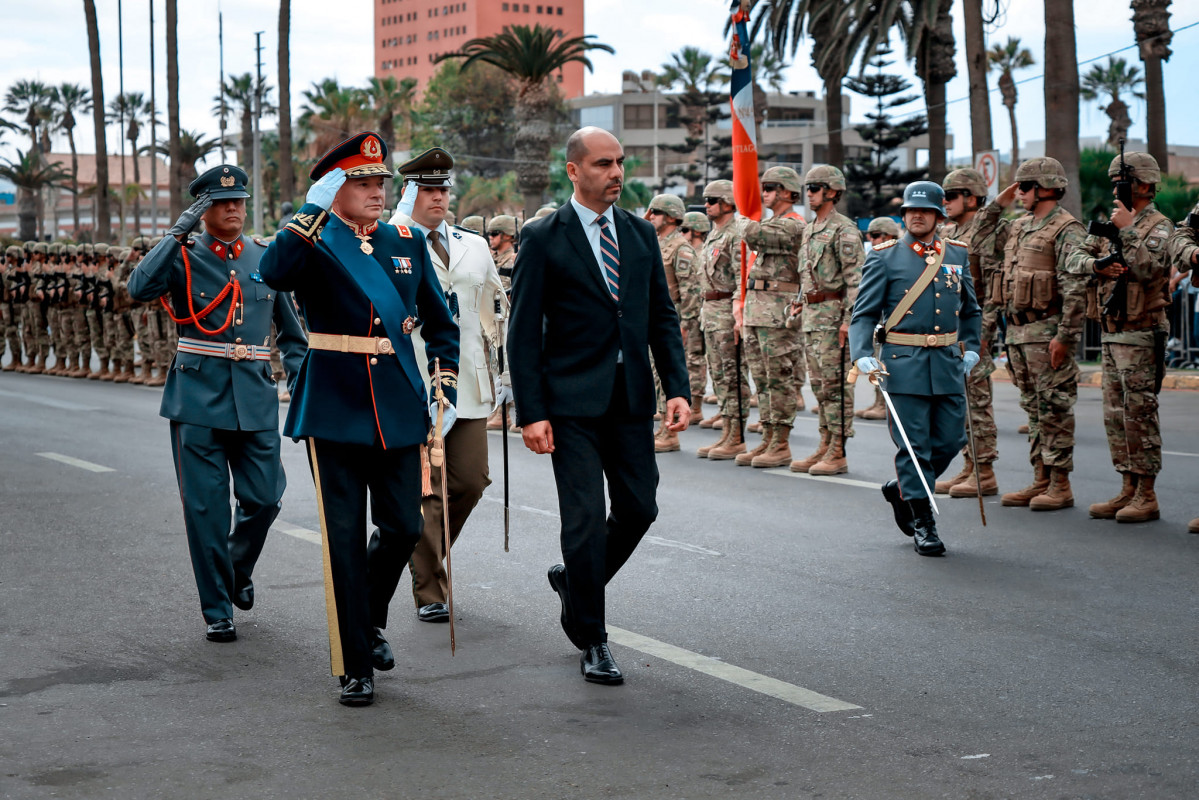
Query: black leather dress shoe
xmin=372 ymin=628 xmax=395 ymax=671
xmin=909 ymin=498 xmax=946 ymax=556
xmin=417 ymin=602 xmax=449 ymax=623
xmin=882 ymin=480 xmax=915 ymax=537
xmin=205 ymin=618 xmax=237 ymax=642
xmin=548 ymin=564 xmax=586 ymax=651
xmin=338 ymin=675 xmax=374 ymax=706
xmin=581 ymin=643 xmax=623 ymax=685
xmin=232 ymin=580 xmax=254 ymax=611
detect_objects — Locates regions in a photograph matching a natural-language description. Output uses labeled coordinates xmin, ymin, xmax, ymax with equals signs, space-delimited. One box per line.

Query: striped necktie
xmin=596 ymin=215 xmax=619 ymax=301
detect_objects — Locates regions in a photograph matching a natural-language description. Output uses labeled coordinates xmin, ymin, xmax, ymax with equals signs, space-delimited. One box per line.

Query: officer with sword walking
xmin=849 ymin=182 xmax=982 ymax=556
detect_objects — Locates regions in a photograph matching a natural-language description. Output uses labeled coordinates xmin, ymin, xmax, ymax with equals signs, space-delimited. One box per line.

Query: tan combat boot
xmin=28 ymin=354 xmax=45 ymax=374
xmin=1088 ymin=473 xmax=1137 ymax=519
xmin=689 ymin=398 xmax=704 ymax=425
xmin=810 ymin=435 xmax=848 ymax=475
xmin=747 ymin=420 xmax=762 ymax=434
xmin=791 ymin=430 xmax=830 ymax=473
xmin=99 ymin=360 xmax=116 ymax=381
xmin=752 ymin=425 xmax=793 ymax=468
xmin=699 ymin=410 xmax=721 ymax=429
xmin=1001 ymin=460 xmax=1049 ymax=507
xmin=935 ymin=455 xmax=974 ymax=494
xmin=655 ymin=427 xmax=681 ymax=453
xmin=485 ymin=407 xmax=503 ymax=430
xmin=697 ymin=420 xmax=731 ymax=458
xmin=1188 ymin=518 xmax=1199 ymax=534
xmin=1017 ymin=423 xmax=1030 ymax=434
xmin=735 ymin=425 xmax=772 ymax=466
xmin=949 ymin=462 xmax=998 ymax=498
xmin=707 ymin=421 xmax=746 ymax=460
xmin=1029 ymin=467 xmax=1073 ymax=511
xmin=1115 ymin=475 xmax=1159 ymax=523
xmin=704 ymin=393 xmax=717 ymax=405
xmin=113 ymin=360 xmax=133 ymax=383
xmin=1 ymin=359 xmax=14 ymax=372
xmin=46 ymin=355 xmax=66 ymax=376
xmin=145 ymin=364 xmax=167 ymax=387
xmin=71 ymin=354 xmax=90 ymax=377
xmin=129 ymin=360 xmax=149 ymax=385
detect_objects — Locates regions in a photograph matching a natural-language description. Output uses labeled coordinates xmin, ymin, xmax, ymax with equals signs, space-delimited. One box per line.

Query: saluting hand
xmin=306 ymin=167 xmax=346 ymax=211
xmin=169 ymin=193 xmax=213 ymax=240
xmin=996 ymin=182 xmax=1019 ymax=209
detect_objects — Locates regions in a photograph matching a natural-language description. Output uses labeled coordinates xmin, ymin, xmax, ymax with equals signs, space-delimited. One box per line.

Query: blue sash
xmin=321 ymin=218 xmax=428 ymax=405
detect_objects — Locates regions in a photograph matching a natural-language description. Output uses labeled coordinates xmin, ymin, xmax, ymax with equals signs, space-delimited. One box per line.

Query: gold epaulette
xmin=874 ymin=239 xmax=899 ymax=250
xmin=285 ymin=210 xmax=328 ymax=241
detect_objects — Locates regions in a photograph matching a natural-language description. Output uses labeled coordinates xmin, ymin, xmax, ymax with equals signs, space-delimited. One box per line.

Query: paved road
xmin=1 ymin=372 xmax=1196 ymax=799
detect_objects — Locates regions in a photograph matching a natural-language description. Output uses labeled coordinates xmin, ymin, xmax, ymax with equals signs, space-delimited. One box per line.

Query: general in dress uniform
xmin=260 ymin=132 xmax=459 ymax=707
xmin=128 ymin=165 xmax=307 ymax=641
xmin=850 ymin=182 xmax=982 ymax=556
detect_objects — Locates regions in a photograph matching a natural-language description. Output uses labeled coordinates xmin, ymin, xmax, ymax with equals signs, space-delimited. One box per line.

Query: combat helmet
xmin=130 ymin=236 xmax=151 ymax=253
xmin=533 ymin=205 xmax=556 ymax=220
xmin=867 ymin=217 xmax=901 ymax=237
xmin=648 ymin=194 xmax=686 ymax=221
xmin=1014 ymin=157 xmax=1068 ymax=190
xmin=761 ymin=166 xmax=803 ymax=196
xmin=93 ymin=243 xmax=110 ymax=257
xmin=804 ymin=165 xmax=847 ymax=192
xmin=487 ymin=215 xmax=518 ymax=236
xmin=1109 ymin=151 xmax=1160 ymax=185
xmin=460 ymin=215 xmax=485 ymax=235
xmin=5 ymin=245 xmax=22 ymax=260
xmin=682 ymin=211 xmax=710 ymax=233
xmin=702 ymin=180 xmax=734 ymax=205
xmin=942 ymin=168 xmax=987 ymax=197
xmin=22 ymin=240 xmax=36 ymax=254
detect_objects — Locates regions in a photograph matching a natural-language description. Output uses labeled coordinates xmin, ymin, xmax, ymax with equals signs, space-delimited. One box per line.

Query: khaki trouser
xmin=410 ymin=417 xmax=491 ymax=607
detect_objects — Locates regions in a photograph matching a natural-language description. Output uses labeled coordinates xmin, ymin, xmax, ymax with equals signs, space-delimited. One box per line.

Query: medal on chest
xmin=356 ymin=234 xmax=374 ymax=255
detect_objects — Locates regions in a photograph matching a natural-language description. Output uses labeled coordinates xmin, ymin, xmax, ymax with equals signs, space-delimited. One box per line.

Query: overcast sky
xmin=3 ymin=0 xmax=1196 ymax=172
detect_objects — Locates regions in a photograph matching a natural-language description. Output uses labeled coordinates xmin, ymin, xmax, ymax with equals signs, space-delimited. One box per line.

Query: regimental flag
xmin=728 ymin=0 xmax=761 ymax=301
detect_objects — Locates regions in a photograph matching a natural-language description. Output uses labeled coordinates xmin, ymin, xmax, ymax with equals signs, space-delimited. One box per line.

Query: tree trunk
xmin=83 ymin=0 xmax=110 ymax=242
xmin=17 ymin=189 xmax=37 ymax=242
xmin=380 ymin=115 xmax=396 ymax=210
xmin=166 ymin=0 xmax=183 ymax=220
xmin=924 ymin=78 xmax=947 ymax=182
xmin=241 ymin=111 xmax=253 ymax=171
xmin=1143 ymin=54 xmax=1167 ymax=171
xmin=277 ymin=0 xmax=294 ymax=207
xmin=67 ymin=128 xmax=81 ymax=237
xmin=130 ymin=131 xmax=142 ymax=236
xmin=822 ymin=72 xmax=844 ymax=168
xmin=1045 ymin=0 xmax=1081 ymax=218
xmin=1005 ymin=97 xmax=1020 ymax=183
xmin=1132 ymin=0 xmax=1172 ymax=174
xmin=962 ymin=0 xmax=993 ymax=157
xmin=515 ymin=82 xmax=553 ymax=219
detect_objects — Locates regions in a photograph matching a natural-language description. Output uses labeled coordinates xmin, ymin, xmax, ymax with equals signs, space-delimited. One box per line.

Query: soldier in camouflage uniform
xmin=1067 ymin=152 xmax=1172 ymax=523
xmin=60 ymin=244 xmax=91 ymax=377
xmin=975 ymin=157 xmax=1088 ymax=511
xmin=696 ymin=179 xmax=751 ymax=460
xmin=855 ymin=217 xmax=902 ymax=420
xmin=42 ymin=244 xmax=70 ymax=375
xmin=1 ymin=246 xmax=23 ymax=370
xmin=790 ymin=165 xmax=864 ymax=475
xmin=933 ymin=168 xmax=1007 ymax=497
xmin=78 ymin=244 xmax=109 ymax=378
xmin=1166 ymin=203 xmax=1199 ymax=534
xmin=24 ymin=243 xmax=52 ymax=374
xmin=460 ymin=215 xmax=486 ymax=236
xmin=735 ymin=166 xmax=806 ymax=468
xmin=681 ymin=211 xmax=710 ymax=421
xmin=105 ymin=247 xmax=138 ymax=383
xmin=94 ymin=244 xmax=120 ymax=380
xmin=644 ymin=194 xmax=699 ymax=453
xmin=485 ymin=214 xmax=519 ymax=431
xmin=131 ymin=237 xmax=171 ymax=386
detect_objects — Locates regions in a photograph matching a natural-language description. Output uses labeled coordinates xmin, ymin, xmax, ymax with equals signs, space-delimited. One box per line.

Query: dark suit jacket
xmin=260 ymin=203 xmax=459 ymax=449
xmin=849 ymin=233 xmax=981 ymax=396
xmin=508 ymin=201 xmax=689 ymax=424
xmin=129 ymin=233 xmax=307 ymax=432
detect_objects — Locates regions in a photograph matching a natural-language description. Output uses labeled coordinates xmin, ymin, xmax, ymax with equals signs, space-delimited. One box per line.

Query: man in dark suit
xmin=260 ymin=132 xmax=460 ymax=707
xmin=128 ymin=164 xmax=307 ymax=643
xmin=508 ymin=127 xmax=691 ymax=685
xmin=849 ymin=181 xmax=982 ymax=556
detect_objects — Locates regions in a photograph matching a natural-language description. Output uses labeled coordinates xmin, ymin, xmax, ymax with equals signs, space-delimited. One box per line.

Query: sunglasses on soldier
xmin=703 ymin=197 xmax=723 ymax=205
xmin=1018 ymin=180 xmax=1039 ymax=193
xmin=805 ymin=183 xmax=828 ymax=193
xmin=761 ymin=182 xmax=783 ymax=193
xmin=647 ymin=209 xmax=666 ymax=216
xmin=943 ymin=190 xmax=970 ymax=201
xmin=680 ymin=227 xmax=692 ymax=234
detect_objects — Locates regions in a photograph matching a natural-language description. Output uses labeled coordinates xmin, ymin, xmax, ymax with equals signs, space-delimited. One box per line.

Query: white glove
xmin=396 ymin=180 xmax=419 ymax=218
xmin=962 ymin=350 xmax=980 ymax=375
xmin=855 ymin=356 xmax=881 ymax=375
xmin=430 ymin=401 xmax=456 ymax=437
xmin=493 ymin=374 xmax=513 ymax=410
xmin=306 ymin=167 xmax=346 ymax=210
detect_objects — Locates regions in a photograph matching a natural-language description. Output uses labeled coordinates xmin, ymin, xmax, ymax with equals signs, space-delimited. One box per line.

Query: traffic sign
xmin=974 ymin=150 xmax=1001 ymax=199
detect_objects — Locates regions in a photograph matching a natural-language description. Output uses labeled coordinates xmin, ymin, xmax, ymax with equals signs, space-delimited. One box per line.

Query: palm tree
xmin=962 ymin=0 xmax=993 ymax=157
xmin=3 ymin=80 xmax=52 ymax=154
xmin=363 ymin=75 xmax=418 ymax=207
xmin=1045 ymin=0 xmax=1081 ymax=218
xmin=166 ymin=0 xmax=184 ymax=219
xmin=146 ymin=129 xmax=221 ymax=200
xmin=657 ymin=46 xmax=727 ymax=196
xmin=110 ymin=93 xmax=155 ymax=234
xmin=298 ymin=79 xmax=369 ymax=156
xmin=277 ymin=0 xmax=295 ymax=206
xmin=1081 ymin=57 xmax=1145 ymax=150
xmin=50 ymin=83 xmax=91 ymax=237
xmin=82 ymin=0 xmax=111 ymax=241
xmin=750 ymin=0 xmax=855 ymax=167
xmin=1132 ymin=0 xmax=1172 ymax=171
xmin=0 ymin=150 xmax=69 ymax=240
xmin=988 ymin=37 xmax=1034 ymax=182
xmin=439 ymin=24 xmax=614 ymax=217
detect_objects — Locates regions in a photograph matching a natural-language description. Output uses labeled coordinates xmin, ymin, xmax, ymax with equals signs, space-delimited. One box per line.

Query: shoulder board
xmin=944 ymin=238 xmax=968 ymax=248
xmin=396 ymin=225 xmax=413 ymax=239
xmin=184 ymin=238 xmax=197 ymax=248
xmin=252 ymin=236 xmax=268 ymax=247
xmin=452 ymin=225 xmax=484 ymax=239
xmin=873 ymin=239 xmax=899 ymax=250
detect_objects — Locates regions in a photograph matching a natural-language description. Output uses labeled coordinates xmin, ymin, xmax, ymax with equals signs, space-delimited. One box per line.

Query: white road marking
xmin=271 ymin=521 xmax=320 ymax=544
xmin=36 ymin=452 xmax=114 ymax=473
xmin=1 ymin=389 xmax=101 ymax=411
xmin=608 ymin=625 xmax=860 ymax=713
xmin=1164 ymin=450 xmax=1199 ymax=458
xmin=479 ymin=495 xmax=558 ymax=517
xmin=961 ymin=754 xmax=991 ymax=760
xmin=762 ymin=468 xmax=882 ymax=489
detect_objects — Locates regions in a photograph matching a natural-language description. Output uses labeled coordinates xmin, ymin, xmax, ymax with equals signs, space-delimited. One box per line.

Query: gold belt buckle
xmin=233 ymin=344 xmax=249 ymax=360
xmin=925 ymin=334 xmax=938 ymax=347
xmin=377 ymin=337 xmax=393 ymax=355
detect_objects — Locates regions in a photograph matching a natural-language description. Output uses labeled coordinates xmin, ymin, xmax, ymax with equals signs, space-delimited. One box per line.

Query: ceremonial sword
xmin=495 ymin=299 xmax=510 ymax=551
xmin=431 ymin=358 xmax=456 ymax=655
xmin=868 ymin=366 xmax=940 ymax=515
xmin=959 ymin=342 xmax=987 ymax=526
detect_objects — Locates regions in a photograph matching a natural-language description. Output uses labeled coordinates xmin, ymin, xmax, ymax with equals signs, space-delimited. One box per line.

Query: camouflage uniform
xmin=681 ymin=211 xmax=710 ymax=415
xmin=646 ymin=195 xmax=698 ymax=434
xmin=1068 ymin=153 xmax=1173 ymax=523
xmin=79 ymin=246 xmax=109 ymax=378
xmin=106 ymin=249 xmax=138 ymax=382
xmin=488 ymin=215 xmax=519 ymax=292
xmin=976 ymin=157 xmax=1087 ymax=510
xmin=934 ymin=168 xmax=1008 ymax=496
xmin=697 ymin=181 xmax=751 ymax=459
xmin=1166 ymin=203 xmax=1199 ymax=533
xmin=1 ymin=248 xmax=23 ymax=369
xmin=794 ymin=166 xmax=864 ymax=474
xmin=43 ymin=246 xmax=69 ymax=373
xmin=60 ymin=245 xmax=91 ymax=376
xmin=24 ymin=245 xmax=51 ymax=372
xmin=739 ymin=168 xmax=806 ymax=468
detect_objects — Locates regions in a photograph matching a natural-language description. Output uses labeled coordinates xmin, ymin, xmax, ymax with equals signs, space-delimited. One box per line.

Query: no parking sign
xmin=974 ymin=150 xmax=1001 ymax=199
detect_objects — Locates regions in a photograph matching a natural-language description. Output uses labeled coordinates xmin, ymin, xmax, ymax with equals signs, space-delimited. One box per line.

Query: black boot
xmin=882 ymin=480 xmax=915 ymax=537
xmin=909 ymin=498 xmax=945 ymax=557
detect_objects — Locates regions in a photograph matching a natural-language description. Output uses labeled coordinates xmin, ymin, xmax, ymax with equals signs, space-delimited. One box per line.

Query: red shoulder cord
xmin=158 ymin=243 xmax=243 ymax=335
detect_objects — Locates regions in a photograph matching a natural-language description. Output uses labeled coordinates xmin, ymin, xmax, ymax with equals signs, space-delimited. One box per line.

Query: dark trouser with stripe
xmin=886 ymin=391 xmax=967 ymax=500
xmin=169 ymin=422 xmax=285 ymax=623
xmin=549 ymin=367 xmax=659 ymax=645
xmin=308 ymin=438 xmax=423 ymax=678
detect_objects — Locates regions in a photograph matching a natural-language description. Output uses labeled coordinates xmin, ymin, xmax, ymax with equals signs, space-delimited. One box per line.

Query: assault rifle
xmin=1088 ymin=138 xmax=1133 ymax=326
